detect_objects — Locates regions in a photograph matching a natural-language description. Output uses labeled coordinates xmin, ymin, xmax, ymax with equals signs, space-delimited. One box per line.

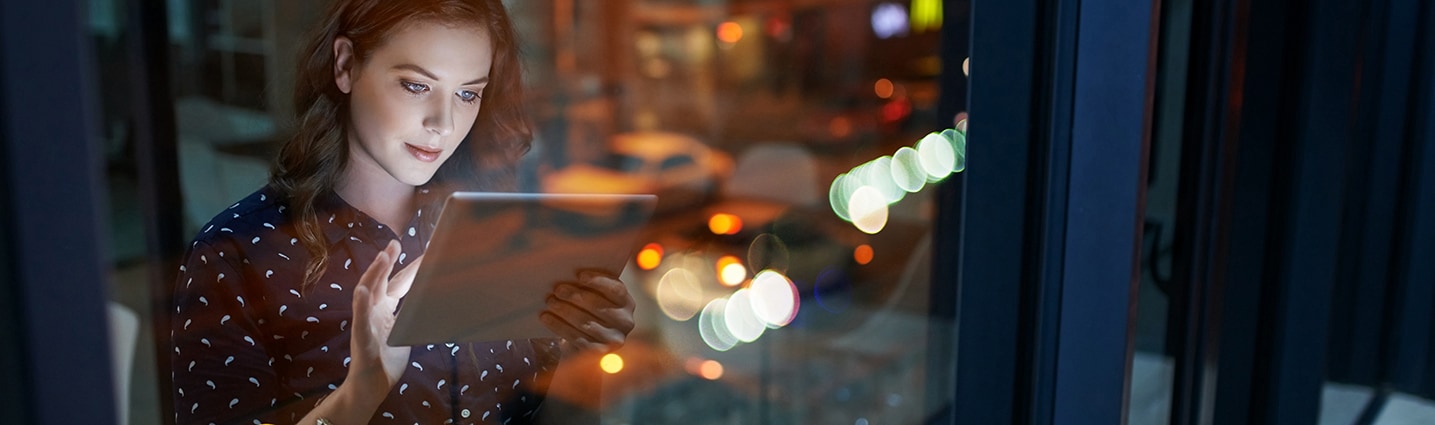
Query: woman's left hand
xmin=540 ymin=271 xmax=636 ymax=354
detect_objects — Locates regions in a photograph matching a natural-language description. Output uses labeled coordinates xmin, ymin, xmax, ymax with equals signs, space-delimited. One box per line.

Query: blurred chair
xmin=173 ymin=96 xmax=274 ymax=232
xmin=177 ymin=137 xmax=270 ymax=232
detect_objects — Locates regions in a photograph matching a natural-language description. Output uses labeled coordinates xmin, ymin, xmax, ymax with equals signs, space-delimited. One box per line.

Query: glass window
xmin=108 ymin=0 xmax=962 ymax=423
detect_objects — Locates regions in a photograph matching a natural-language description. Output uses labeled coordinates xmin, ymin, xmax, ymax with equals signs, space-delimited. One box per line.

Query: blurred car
xmin=542 ymin=131 xmax=734 ymax=214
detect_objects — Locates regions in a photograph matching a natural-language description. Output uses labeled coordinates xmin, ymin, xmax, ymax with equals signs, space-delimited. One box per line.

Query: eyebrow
xmin=392 ymin=63 xmax=489 ymax=86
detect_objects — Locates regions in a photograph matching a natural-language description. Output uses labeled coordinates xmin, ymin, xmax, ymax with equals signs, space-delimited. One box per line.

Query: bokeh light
xmin=600 ymin=353 xmax=624 ymax=374
xmin=916 ymin=131 xmax=956 ymax=182
xmin=747 ymin=233 xmax=790 ymax=274
xmin=717 ymin=21 xmax=744 ymax=44
xmin=867 ymin=156 xmax=904 ymax=203
xmin=874 ymin=78 xmax=895 ymax=99
xmin=717 ymin=255 xmax=747 ymax=286
xmin=699 ymin=360 xmax=724 ymax=380
xmin=871 ymin=3 xmax=909 ymax=39
xmin=854 ymin=244 xmax=874 ymax=265
xmin=636 ymin=243 xmax=663 ymax=270
xmin=723 ymin=289 xmax=766 ymax=342
xmin=891 ymin=147 xmax=926 ymax=193
xmin=942 ymin=128 xmax=968 ymax=173
xmin=829 ymin=172 xmax=854 ymax=221
xmin=656 ymin=267 xmax=704 ymax=321
xmin=749 ymin=270 xmax=799 ymax=328
xmin=708 ymin=213 xmax=743 ymax=235
xmin=699 ymin=298 xmax=738 ymax=351
xmin=848 ymin=186 xmax=890 ymax=234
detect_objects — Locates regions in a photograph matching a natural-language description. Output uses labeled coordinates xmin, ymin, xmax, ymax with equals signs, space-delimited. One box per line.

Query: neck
xmin=335 ymin=154 xmax=416 ymax=231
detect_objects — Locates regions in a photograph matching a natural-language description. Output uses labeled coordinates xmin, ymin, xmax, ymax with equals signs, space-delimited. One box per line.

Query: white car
xmin=542 ymin=131 xmax=734 ymax=213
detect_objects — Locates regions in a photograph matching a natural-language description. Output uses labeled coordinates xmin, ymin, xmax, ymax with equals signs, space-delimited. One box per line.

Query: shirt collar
xmin=314 ymin=187 xmax=446 ymax=248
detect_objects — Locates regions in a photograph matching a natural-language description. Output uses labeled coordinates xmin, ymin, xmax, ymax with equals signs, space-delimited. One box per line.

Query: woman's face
xmin=334 ymin=21 xmax=494 ymax=188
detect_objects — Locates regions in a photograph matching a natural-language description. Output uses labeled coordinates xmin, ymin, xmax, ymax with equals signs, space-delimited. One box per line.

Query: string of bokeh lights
xmin=831 ymin=127 xmax=967 ymax=234
xmin=627 ymin=126 xmax=968 ymax=357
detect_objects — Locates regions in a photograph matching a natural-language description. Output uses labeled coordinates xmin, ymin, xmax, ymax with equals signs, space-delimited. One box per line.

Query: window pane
xmin=145 ymin=1 xmax=960 ymax=424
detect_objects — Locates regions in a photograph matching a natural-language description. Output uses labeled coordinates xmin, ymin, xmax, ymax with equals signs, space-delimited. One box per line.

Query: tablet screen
xmin=387 ymin=192 xmax=656 ymax=346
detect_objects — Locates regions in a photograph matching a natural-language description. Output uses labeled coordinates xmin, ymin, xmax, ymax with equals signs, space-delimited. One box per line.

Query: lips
xmin=405 ymin=143 xmax=442 ymax=163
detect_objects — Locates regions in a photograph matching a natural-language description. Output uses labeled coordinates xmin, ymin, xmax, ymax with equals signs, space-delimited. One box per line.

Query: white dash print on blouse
xmin=171 ymin=188 xmax=552 ymax=424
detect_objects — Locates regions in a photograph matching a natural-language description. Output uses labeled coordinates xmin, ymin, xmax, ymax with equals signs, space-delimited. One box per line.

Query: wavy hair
xmin=270 ymin=0 xmax=531 ymax=289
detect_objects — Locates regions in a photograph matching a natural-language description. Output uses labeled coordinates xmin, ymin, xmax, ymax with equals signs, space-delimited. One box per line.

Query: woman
xmin=169 ymin=0 xmax=635 ymax=423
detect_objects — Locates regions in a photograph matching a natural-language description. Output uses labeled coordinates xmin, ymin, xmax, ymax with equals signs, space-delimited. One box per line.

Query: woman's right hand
xmin=347 ymin=240 xmax=421 ymax=396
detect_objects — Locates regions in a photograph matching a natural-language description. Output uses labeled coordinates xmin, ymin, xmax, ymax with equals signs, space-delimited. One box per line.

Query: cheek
xmin=351 ymin=86 xmax=418 ymax=141
xmin=455 ymin=107 xmax=482 ymax=139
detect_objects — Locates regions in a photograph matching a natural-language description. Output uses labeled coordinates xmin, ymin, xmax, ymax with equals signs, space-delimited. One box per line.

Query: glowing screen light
xmin=600 ymin=353 xmax=624 ymax=374
xmin=871 ymin=3 xmax=909 ymax=39
xmin=916 ymin=131 xmax=956 ymax=181
xmin=723 ymin=289 xmax=766 ymax=342
xmin=636 ymin=243 xmax=663 ymax=270
xmin=699 ymin=298 xmax=738 ymax=351
xmin=848 ymin=186 xmax=890 ymax=234
xmin=656 ymin=267 xmax=704 ymax=321
xmin=749 ymin=270 xmax=799 ymax=328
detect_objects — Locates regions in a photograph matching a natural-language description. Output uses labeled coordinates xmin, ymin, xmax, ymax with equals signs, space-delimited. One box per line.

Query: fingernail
xmin=555 ymin=284 xmax=575 ymax=298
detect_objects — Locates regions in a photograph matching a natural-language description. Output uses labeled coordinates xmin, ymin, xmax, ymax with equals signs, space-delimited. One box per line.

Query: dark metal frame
xmin=0 ymin=1 xmax=120 ymax=423
xmin=931 ymin=0 xmax=1160 ymax=423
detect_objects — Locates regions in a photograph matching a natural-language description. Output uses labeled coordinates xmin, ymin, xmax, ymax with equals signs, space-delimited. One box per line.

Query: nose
xmin=423 ymin=95 xmax=454 ymax=137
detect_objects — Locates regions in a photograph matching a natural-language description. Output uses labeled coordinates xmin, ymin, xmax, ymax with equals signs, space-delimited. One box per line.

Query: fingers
xmin=387 ymin=255 xmax=422 ymax=299
xmin=371 ymin=241 xmax=401 ymax=304
xmin=539 ymin=309 xmax=626 ymax=352
xmin=572 ymin=270 xmax=633 ymax=308
xmin=541 ymin=281 xmax=635 ymax=353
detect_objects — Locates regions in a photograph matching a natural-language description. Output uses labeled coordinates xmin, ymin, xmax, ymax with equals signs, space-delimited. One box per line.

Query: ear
xmin=333 ymin=36 xmax=356 ymax=94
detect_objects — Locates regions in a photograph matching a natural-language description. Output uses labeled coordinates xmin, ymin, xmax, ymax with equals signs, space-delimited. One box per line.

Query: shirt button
xmin=461 ymin=408 xmax=471 ymax=418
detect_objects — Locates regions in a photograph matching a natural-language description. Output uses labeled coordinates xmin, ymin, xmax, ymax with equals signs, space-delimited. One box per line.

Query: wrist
xmin=338 ymin=369 xmax=392 ymax=408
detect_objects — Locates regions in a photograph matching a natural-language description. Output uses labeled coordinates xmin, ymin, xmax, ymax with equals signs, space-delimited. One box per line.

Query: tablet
xmin=387 ymin=192 xmax=657 ymax=346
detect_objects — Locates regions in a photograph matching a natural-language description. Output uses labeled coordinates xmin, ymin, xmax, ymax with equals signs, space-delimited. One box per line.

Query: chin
xmin=397 ymin=170 xmax=441 ymax=187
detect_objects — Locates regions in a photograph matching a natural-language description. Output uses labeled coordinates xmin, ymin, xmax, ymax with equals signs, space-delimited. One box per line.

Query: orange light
xmin=854 ymin=244 xmax=874 ymax=265
xmin=708 ymin=213 xmax=743 ymax=235
xmin=600 ymin=353 xmax=624 ymax=374
xmin=716 ymin=255 xmax=746 ymax=286
xmin=874 ymin=78 xmax=895 ymax=99
xmin=699 ymin=360 xmax=724 ymax=380
xmin=637 ymin=243 xmax=663 ymax=270
xmin=717 ymin=21 xmax=744 ymax=44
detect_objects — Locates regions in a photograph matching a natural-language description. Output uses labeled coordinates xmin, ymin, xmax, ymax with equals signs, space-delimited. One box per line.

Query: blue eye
xmin=402 ymin=81 xmax=429 ymax=94
xmin=457 ymin=90 xmax=481 ymax=104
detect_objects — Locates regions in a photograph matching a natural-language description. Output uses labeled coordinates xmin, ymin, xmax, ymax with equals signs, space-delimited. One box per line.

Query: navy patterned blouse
xmin=170 ymin=186 xmax=561 ymax=425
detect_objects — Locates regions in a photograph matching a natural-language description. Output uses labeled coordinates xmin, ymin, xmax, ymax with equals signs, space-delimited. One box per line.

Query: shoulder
xmin=188 ymin=186 xmax=290 ymax=248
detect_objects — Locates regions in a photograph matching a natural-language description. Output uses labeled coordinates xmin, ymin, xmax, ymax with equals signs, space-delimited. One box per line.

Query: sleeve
xmin=170 ymin=240 xmax=289 ymax=425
